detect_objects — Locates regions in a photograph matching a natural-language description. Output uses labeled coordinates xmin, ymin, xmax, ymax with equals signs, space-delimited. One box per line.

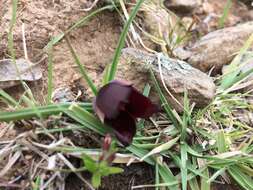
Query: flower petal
xmin=94 ymin=80 xmax=132 ymax=120
xmin=105 ymin=111 xmax=136 ymax=146
xmin=127 ymin=88 xmax=160 ymax=118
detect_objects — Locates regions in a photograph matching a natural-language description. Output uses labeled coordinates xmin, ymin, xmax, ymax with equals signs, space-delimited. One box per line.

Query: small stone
xmin=52 ymin=87 xmax=76 ymax=103
xmin=0 ymin=59 xmax=42 ymax=89
xmin=164 ymin=0 xmax=201 ymax=13
xmin=184 ymin=22 xmax=253 ymax=73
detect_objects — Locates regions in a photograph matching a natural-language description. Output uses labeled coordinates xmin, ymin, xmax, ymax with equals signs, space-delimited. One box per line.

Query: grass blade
xmin=158 ymin=163 xmax=179 ymax=190
xmin=189 ymin=177 xmax=200 ymax=190
xmin=149 ymin=69 xmax=179 ymax=127
xmin=65 ymin=36 xmax=97 ymax=95
xmin=0 ymin=89 xmax=19 ymax=107
xmin=201 ymin=168 xmax=210 ymax=190
xmin=207 ymin=168 xmax=226 ymax=184
xmin=66 ymin=103 xmax=107 ymax=135
xmin=46 ymin=41 xmax=54 ymax=104
xmin=140 ymin=136 xmax=179 ymax=161
xmin=228 ymin=165 xmax=253 ymax=190
xmin=181 ymin=143 xmax=188 ymax=190
xmin=0 ymin=102 xmax=92 ymax=121
xmin=216 ymin=130 xmax=227 ymax=153
xmin=218 ymin=0 xmax=232 ymax=28
xmin=105 ymin=0 xmax=145 ymax=83
xmin=219 ymin=33 xmax=253 ymax=91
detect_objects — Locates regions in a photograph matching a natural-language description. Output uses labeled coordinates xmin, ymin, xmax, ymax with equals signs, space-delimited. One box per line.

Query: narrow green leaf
xmin=127 ymin=145 xmax=155 ymax=165
xmin=92 ymin=172 xmax=101 ymax=188
xmin=155 ymin=161 xmax=160 ymax=190
xmin=82 ymin=155 xmax=97 ymax=173
xmin=0 ymin=89 xmax=19 ymax=107
xmin=149 ymin=69 xmax=179 ymax=128
xmin=65 ymin=37 xmax=97 ymax=95
xmin=201 ymin=168 xmax=210 ymax=190
xmin=189 ymin=177 xmax=200 ymax=190
xmin=140 ymin=136 xmax=179 ymax=161
xmin=181 ymin=143 xmax=188 ymax=190
xmin=106 ymin=166 xmax=124 ymax=175
xmin=105 ymin=0 xmax=145 ymax=82
xmin=207 ymin=168 xmax=226 ymax=184
xmin=0 ymin=102 xmax=92 ymax=122
xmin=218 ymin=0 xmax=232 ymax=28
xmin=216 ymin=130 xmax=227 ymax=153
xmin=102 ymin=64 xmax=111 ymax=86
xmin=33 ymin=176 xmax=41 ymax=190
xmin=158 ymin=163 xmax=179 ymax=190
xmin=46 ymin=41 xmax=54 ymax=104
xmin=66 ymin=104 xmax=108 ymax=135
xmin=228 ymin=165 xmax=253 ymax=190
xmin=219 ymin=33 xmax=253 ymax=90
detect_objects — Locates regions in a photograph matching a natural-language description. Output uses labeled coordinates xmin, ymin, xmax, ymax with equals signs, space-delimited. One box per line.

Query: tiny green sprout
xmin=82 ymin=134 xmax=123 ymax=188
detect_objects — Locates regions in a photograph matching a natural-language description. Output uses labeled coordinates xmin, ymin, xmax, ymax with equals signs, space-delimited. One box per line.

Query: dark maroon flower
xmin=94 ymin=79 xmax=160 ymax=146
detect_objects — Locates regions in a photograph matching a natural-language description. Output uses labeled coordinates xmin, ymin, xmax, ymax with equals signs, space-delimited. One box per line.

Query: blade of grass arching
xmin=44 ymin=5 xmax=114 ymax=50
xmin=23 ymin=83 xmax=39 ymax=105
xmin=219 ymin=33 xmax=253 ymax=91
xmin=149 ymin=69 xmax=179 ymax=128
xmin=65 ymin=36 xmax=97 ymax=95
xmin=127 ymin=145 xmax=155 ymax=165
xmin=218 ymin=0 xmax=232 ymax=28
xmin=168 ymin=153 xmax=208 ymax=180
xmin=189 ymin=177 xmax=200 ymax=190
xmin=216 ymin=130 xmax=227 ymax=153
xmin=181 ymin=90 xmax=190 ymax=141
xmin=105 ymin=0 xmax=145 ymax=83
xmin=239 ymin=164 xmax=253 ymax=177
xmin=0 ymin=102 xmax=92 ymax=122
xmin=21 ymin=95 xmax=42 ymax=119
xmin=158 ymin=163 xmax=179 ymax=190
xmin=207 ymin=168 xmax=226 ymax=184
xmin=228 ymin=165 xmax=253 ymax=190
xmin=0 ymin=90 xmax=19 ymax=108
xmin=140 ymin=136 xmax=180 ymax=161
xmin=200 ymin=168 xmax=210 ymax=190
xmin=181 ymin=143 xmax=188 ymax=190
xmin=132 ymin=142 xmax=163 ymax=149
xmin=46 ymin=41 xmax=53 ymax=104
xmin=66 ymin=104 xmax=107 ymax=135
xmin=36 ymin=125 xmax=89 ymax=134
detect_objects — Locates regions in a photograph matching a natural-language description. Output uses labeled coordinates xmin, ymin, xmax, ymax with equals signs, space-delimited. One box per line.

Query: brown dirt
xmin=0 ymin=0 xmax=121 ymax=102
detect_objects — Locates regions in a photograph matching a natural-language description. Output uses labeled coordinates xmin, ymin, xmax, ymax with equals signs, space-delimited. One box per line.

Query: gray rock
xmin=116 ymin=48 xmax=216 ymax=112
xmin=179 ymin=22 xmax=253 ymax=73
xmin=0 ymin=59 xmax=42 ymax=89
